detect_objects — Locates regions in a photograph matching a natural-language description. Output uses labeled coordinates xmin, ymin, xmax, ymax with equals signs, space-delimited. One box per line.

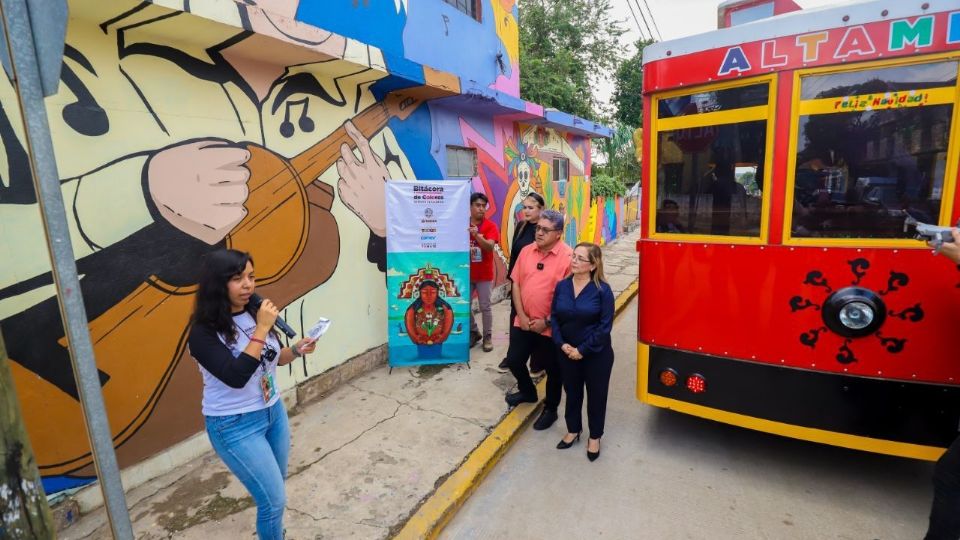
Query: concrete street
xmin=442 ymin=298 xmax=935 ymax=540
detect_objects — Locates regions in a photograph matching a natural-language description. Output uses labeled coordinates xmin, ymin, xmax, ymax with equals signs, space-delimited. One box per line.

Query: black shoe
xmin=469 ymin=331 xmax=481 ymax=348
xmin=496 ymin=357 xmax=510 ymax=373
xmin=556 ymin=432 xmax=581 ymax=449
xmin=505 ymin=391 xmax=537 ymax=407
xmin=533 ymin=408 xmax=558 ymax=431
xmin=587 ymin=439 xmax=601 ymax=461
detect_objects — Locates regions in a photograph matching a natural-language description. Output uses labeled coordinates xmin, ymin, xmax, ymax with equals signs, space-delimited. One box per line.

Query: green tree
xmin=595 ymin=123 xmax=641 ymax=186
xmin=611 ymin=39 xmax=655 ymax=126
xmin=519 ymin=0 xmax=626 ymax=121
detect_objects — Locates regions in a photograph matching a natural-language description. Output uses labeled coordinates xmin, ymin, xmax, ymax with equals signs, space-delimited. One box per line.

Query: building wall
xmin=0 ymin=0 xmax=612 ymax=496
xmin=296 ymin=0 xmax=521 ymax=96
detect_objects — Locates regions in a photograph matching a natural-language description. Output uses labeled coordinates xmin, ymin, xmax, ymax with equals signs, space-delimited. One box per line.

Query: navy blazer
xmin=550 ymin=277 xmax=615 ymax=355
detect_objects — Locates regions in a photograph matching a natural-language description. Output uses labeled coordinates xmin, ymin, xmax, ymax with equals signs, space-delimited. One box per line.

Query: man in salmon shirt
xmin=469 ymin=192 xmax=499 ymax=352
xmin=504 ymin=209 xmax=572 ymax=431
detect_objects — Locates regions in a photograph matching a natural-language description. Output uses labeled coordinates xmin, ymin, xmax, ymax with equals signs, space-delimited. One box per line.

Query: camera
xmin=904 ymin=215 xmax=958 ymax=252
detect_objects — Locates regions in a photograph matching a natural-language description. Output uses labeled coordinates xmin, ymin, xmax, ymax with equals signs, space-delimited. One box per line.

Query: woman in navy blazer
xmin=550 ymin=242 xmax=615 ymax=461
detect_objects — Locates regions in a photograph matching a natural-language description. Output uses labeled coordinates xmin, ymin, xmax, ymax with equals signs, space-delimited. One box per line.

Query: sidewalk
xmin=60 ymin=229 xmax=639 ymax=540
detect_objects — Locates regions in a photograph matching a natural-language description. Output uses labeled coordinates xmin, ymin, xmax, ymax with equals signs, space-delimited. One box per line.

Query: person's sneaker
xmin=469 ymin=331 xmax=481 ymax=348
xmin=529 ymin=369 xmax=546 ymax=378
xmin=505 ymin=391 xmax=538 ymax=407
xmin=533 ymin=408 xmax=558 ymax=430
xmin=482 ymin=337 xmax=493 ymax=352
xmin=496 ymin=358 xmax=510 ymax=373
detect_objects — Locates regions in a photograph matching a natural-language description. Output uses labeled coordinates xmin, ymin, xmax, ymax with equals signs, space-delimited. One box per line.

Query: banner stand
xmin=386 ymin=180 xmax=471 ymax=368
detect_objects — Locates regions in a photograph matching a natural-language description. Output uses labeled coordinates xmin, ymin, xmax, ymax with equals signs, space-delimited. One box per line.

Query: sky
xmin=596 ymin=0 xmax=844 ymax=110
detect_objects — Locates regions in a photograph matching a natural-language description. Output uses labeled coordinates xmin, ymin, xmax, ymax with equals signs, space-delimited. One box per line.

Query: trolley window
xmin=789 ymin=60 xmax=958 ymax=241
xmin=651 ymin=78 xmax=775 ymax=240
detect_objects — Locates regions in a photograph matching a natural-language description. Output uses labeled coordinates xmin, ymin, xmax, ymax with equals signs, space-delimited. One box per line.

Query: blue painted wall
xmin=295 ymin=0 xmax=518 ymax=95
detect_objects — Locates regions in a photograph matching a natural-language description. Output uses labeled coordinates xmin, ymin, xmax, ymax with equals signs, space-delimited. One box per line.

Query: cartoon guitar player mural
xmin=0 ymin=0 xmax=439 ymax=492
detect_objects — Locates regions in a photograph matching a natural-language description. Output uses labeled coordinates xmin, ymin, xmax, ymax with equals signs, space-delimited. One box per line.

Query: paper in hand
xmin=306 ymin=317 xmax=331 ymax=341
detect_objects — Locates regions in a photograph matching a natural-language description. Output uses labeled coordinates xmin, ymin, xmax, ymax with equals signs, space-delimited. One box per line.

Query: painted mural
xmin=0 ymin=0 xmax=611 ymax=496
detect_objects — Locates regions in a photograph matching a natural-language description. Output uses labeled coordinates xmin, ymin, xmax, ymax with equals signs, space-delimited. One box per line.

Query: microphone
xmin=248 ymin=293 xmax=298 ymax=339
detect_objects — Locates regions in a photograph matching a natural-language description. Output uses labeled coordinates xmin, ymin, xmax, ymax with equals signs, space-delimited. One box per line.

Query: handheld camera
xmin=904 ymin=215 xmax=958 ymax=252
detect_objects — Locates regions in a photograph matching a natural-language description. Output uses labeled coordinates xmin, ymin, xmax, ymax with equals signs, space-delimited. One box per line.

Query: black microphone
xmin=248 ymin=293 xmax=298 ymax=339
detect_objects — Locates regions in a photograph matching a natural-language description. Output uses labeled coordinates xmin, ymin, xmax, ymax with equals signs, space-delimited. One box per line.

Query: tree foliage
xmin=594 ymin=123 xmax=641 ymax=186
xmin=590 ymin=173 xmax=627 ymax=200
xmin=519 ymin=0 xmax=626 ymax=121
xmin=611 ymin=39 xmax=654 ymax=126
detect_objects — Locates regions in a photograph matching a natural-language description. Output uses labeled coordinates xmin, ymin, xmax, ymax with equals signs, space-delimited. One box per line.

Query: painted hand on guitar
xmin=146 ymin=139 xmax=252 ymax=245
xmin=337 ymin=120 xmax=389 ymax=238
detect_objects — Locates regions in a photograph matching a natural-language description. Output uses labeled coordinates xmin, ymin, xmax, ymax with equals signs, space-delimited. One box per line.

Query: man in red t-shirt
xmin=469 ymin=192 xmax=499 ymax=352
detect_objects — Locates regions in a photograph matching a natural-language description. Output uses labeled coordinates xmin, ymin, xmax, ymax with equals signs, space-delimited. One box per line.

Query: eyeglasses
xmin=535 ymin=226 xmax=558 ymax=233
xmin=572 ymin=255 xmax=591 ymax=263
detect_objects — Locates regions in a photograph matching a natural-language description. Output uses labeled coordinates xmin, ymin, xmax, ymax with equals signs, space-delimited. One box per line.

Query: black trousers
xmin=508 ymin=303 xmax=547 ymax=372
xmin=926 ymin=434 xmax=960 ymax=539
xmin=506 ymin=326 xmax=561 ymax=409
xmin=558 ymin=347 xmax=614 ymax=439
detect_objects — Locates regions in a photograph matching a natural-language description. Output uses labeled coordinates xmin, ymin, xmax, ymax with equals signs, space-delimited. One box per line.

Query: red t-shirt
xmin=470 ymin=218 xmax=499 ymax=282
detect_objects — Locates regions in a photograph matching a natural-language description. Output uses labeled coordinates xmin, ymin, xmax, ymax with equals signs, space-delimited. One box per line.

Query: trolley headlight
xmin=822 ymin=287 xmax=886 ymax=338
xmin=838 ymin=301 xmax=874 ymax=330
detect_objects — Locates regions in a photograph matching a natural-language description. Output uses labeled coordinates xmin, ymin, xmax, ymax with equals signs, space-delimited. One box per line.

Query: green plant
xmin=590 ymin=174 xmax=626 ymax=200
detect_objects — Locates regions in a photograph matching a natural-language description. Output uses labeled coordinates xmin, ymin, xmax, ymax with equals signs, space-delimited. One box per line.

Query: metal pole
xmin=0 ymin=1 xmax=134 ymax=537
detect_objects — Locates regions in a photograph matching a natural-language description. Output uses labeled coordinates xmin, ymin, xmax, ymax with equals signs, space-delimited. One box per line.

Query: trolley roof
xmin=642 ymin=0 xmax=960 ymax=92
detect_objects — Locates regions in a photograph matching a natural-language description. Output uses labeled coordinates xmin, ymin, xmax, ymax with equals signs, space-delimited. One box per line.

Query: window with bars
xmin=446 ymin=146 xmax=478 ymax=177
xmin=443 ymin=0 xmax=480 ymax=21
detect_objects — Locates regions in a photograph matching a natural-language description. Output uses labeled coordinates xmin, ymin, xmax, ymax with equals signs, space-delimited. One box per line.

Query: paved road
xmin=442 ymin=298 xmax=935 ymax=540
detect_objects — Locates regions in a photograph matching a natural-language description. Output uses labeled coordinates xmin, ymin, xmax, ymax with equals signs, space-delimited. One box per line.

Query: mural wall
xmin=0 ymin=0 xmax=613 ymax=496
xmin=298 ymin=0 xmax=521 ymax=97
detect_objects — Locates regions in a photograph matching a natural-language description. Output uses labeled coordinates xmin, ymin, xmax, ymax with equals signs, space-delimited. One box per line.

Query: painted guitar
xmin=11 ymin=88 xmax=428 ymax=477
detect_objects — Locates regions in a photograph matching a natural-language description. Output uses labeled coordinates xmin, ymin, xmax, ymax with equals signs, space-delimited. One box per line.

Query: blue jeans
xmin=206 ymin=400 xmax=289 ymax=540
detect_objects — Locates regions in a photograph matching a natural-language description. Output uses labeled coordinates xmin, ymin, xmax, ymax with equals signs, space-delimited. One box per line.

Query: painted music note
xmin=279 ymin=98 xmax=315 ymax=138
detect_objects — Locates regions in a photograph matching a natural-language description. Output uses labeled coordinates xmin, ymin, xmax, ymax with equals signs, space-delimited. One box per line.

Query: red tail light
xmin=686 ymin=373 xmax=707 ymax=394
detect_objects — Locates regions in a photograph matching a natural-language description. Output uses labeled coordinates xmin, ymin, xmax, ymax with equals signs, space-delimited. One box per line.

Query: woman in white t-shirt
xmin=188 ymin=249 xmax=316 ymax=540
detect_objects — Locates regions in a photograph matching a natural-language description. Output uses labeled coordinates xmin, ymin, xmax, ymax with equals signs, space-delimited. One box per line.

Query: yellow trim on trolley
xmin=782 ymin=53 xmax=960 ymax=247
xmin=656 ymin=105 xmax=768 ymax=131
xmin=636 ymin=342 xmax=945 ymax=461
xmin=648 ymin=74 xmax=777 ymax=245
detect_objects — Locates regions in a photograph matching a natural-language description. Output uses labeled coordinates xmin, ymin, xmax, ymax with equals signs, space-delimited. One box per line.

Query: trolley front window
xmin=789 ymin=60 xmax=958 ymax=240
xmin=652 ymin=78 xmax=775 ymax=241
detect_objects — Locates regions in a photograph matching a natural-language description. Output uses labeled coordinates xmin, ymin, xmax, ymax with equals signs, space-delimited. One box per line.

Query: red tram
xmin=638 ymin=0 xmax=960 ymax=460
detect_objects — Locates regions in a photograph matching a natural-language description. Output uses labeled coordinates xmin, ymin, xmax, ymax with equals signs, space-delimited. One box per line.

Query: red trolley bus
xmin=638 ymin=0 xmax=960 ymax=460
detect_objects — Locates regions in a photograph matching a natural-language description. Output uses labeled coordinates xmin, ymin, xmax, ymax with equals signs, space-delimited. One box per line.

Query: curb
xmin=393 ymin=279 xmax=640 ymax=540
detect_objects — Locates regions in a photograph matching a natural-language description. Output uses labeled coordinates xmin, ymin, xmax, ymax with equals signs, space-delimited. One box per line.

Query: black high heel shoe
xmin=587 ymin=438 xmax=601 ymax=461
xmin=556 ymin=432 xmax=581 ymax=449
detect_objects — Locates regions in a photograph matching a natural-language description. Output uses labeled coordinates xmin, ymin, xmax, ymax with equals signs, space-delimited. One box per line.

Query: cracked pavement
xmin=59 ymin=228 xmax=639 ymax=540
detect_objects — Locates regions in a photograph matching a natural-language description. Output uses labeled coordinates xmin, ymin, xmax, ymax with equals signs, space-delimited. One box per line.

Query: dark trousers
xmin=926 ymin=434 xmax=960 ymax=539
xmin=559 ymin=348 xmax=614 ymax=439
xmin=506 ymin=326 xmax=562 ymax=409
xmin=508 ymin=304 xmax=546 ymax=372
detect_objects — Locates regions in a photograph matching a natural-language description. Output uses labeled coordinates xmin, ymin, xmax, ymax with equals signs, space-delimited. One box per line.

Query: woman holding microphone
xmin=188 ymin=249 xmax=317 ymax=539
xmin=551 ymin=242 xmax=615 ymax=461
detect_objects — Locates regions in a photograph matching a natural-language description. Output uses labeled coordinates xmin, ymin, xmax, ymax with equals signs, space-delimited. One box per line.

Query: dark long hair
xmin=192 ymin=249 xmax=253 ymax=343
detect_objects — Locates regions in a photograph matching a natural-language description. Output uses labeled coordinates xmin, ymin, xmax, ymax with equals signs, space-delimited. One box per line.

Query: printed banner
xmin=386 ymin=180 xmax=471 ymax=367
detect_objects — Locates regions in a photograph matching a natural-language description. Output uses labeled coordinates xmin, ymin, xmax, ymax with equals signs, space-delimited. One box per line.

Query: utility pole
xmin=0 ymin=334 xmax=54 ymax=539
xmin=0 ymin=0 xmax=134 ymax=537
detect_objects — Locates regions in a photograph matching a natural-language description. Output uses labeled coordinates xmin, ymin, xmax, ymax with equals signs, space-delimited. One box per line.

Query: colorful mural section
xmin=431 ymin=108 xmax=623 ymax=285
xmin=296 ymin=0 xmax=521 ymax=97
xmin=0 ymin=0 xmax=610 ymax=496
xmin=0 ymin=0 xmax=446 ymax=494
